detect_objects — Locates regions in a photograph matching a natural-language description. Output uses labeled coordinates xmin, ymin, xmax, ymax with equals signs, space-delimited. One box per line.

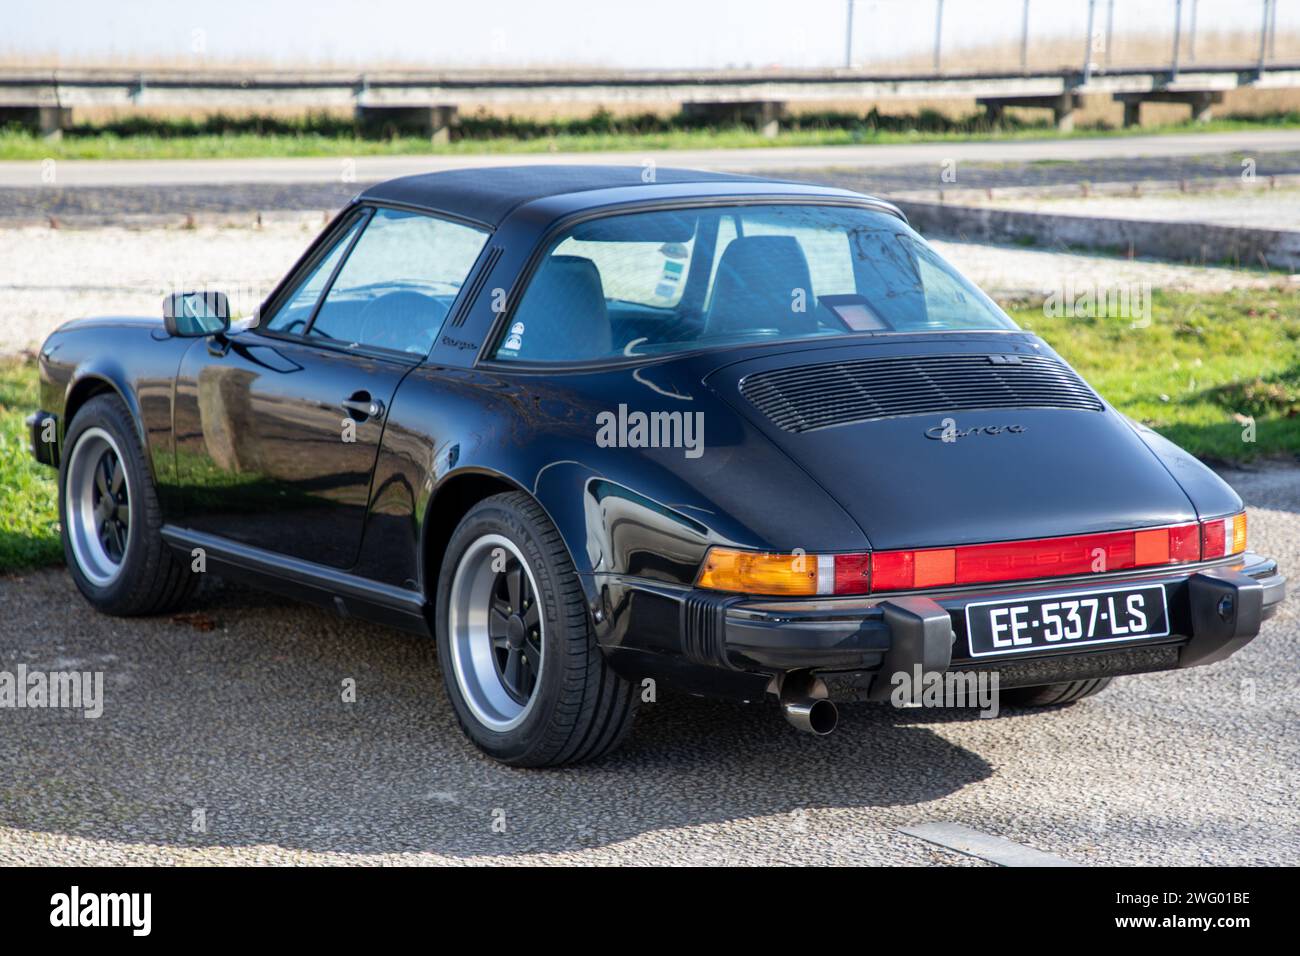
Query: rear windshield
xmin=491 ymin=203 xmax=1017 ymax=363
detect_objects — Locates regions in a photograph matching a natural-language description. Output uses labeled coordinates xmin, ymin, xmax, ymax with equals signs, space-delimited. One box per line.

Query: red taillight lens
xmin=832 ymin=552 xmax=871 ymax=595
xmin=1201 ymin=517 xmax=1226 ymax=559
xmin=869 ymin=550 xmax=913 ymax=592
xmin=695 ymin=517 xmax=1242 ymax=597
xmin=1169 ymin=523 xmax=1201 ymax=561
xmin=868 ymin=522 xmax=1203 ymax=592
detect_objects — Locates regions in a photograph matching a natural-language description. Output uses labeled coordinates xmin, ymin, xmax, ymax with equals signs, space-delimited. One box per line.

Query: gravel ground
xmin=0 ymin=464 xmax=1295 ymax=866
xmin=0 ymin=219 xmax=1280 ymax=356
xmin=0 ymin=217 xmax=322 ymax=355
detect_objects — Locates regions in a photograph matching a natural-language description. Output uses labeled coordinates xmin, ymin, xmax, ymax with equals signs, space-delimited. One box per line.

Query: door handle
xmin=341 ymin=394 xmax=384 ymax=420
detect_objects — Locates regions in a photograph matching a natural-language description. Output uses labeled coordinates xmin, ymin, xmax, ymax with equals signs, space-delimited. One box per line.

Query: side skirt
xmin=161 ymin=526 xmax=432 ymax=636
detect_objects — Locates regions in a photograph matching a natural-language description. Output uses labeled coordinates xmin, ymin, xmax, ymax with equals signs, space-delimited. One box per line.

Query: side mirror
xmin=163 ymin=291 xmax=231 ymax=337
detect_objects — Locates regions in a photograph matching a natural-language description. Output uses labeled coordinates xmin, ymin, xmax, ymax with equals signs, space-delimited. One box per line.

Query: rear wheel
xmin=436 ymin=492 xmax=637 ymax=767
xmin=59 ymin=393 xmax=198 ymax=615
xmin=1002 ymin=677 xmax=1113 ymax=707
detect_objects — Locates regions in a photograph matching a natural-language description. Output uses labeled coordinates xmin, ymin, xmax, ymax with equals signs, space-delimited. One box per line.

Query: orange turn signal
xmin=696 ymin=548 xmax=819 ymax=596
xmin=1232 ymin=512 xmax=1248 ymax=555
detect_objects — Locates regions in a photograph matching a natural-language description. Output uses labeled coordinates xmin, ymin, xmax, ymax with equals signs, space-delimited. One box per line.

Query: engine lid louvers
xmin=739 ymin=353 xmax=1103 ymax=433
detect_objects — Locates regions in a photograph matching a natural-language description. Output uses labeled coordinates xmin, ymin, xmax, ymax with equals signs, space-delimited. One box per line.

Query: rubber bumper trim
xmin=26 ymin=410 xmax=58 ymax=467
xmin=1180 ymin=567 xmax=1265 ymax=668
xmin=870 ymin=598 xmax=956 ymax=701
xmin=721 ymin=595 xmax=954 ymax=688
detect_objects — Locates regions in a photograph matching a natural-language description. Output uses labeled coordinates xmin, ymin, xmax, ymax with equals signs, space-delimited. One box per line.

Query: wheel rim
xmin=65 ymin=427 xmax=131 ymax=587
xmin=447 ymin=534 xmax=544 ymax=732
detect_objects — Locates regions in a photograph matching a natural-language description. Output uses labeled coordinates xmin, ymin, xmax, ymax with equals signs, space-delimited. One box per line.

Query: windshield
xmin=491 ymin=203 xmax=1017 ymax=363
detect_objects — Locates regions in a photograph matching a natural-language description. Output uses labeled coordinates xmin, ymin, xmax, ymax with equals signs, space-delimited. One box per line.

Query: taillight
xmin=1201 ymin=512 xmax=1247 ymax=559
xmin=695 ymin=549 xmax=871 ymax=596
xmin=695 ymin=548 xmax=819 ymax=596
xmin=868 ymin=522 xmax=1204 ymax=592
xmin=832 ymin=552 xmax=870 ymax=595
xmin=695 ymin=515 xmax=1245 ymax=597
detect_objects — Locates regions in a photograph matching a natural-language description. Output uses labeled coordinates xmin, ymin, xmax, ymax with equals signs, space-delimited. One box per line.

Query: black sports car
xmin=28 ymin=165 xmax=1285 ymax=766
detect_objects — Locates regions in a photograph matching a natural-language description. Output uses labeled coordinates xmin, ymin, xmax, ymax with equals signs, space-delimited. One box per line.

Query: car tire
xmin=59 ymin=393 xmax=198 ymax=616
xmin=1002 ymin=677 xmax=1113 ymax=707
xmin=436 ymin=491 xmax=638 ymax=767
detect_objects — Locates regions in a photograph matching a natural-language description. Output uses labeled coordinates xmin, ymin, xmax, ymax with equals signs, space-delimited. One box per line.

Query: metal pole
xmin=1189 ymin=0 xmax=1198 ymax=61
xmin=844 ymin=0 xmax=854 ymax=69
xmin=933 ymin=0 xmax=944 ymax=72
xmin=1105 ymin=0 xmax=1115 ymax=70
xmin=1171 ymin=0 xmax=1182 ymax=79
xmin=1083 ymin=0 xmax=1096 ymax=84
xmin=1269 ymin=0 xmax=1278 ymax=59
xmin=1021 ymin=0 xmax=1030 ymax=73
xmin=1258 ymin=0 xmax=1270 ymax=74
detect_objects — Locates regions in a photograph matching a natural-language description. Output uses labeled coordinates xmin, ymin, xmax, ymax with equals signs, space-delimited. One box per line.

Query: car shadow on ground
xmin=0 ymin=573 xmax=998 ymax=861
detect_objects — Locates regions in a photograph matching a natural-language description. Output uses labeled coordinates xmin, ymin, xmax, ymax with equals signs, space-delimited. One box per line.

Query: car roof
xmin=357 ymin=164 xmax=862 ymax=227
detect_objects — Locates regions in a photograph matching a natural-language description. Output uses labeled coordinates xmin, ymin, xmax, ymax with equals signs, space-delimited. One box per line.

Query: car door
xmin=172 ymin=205 xmax=489 ymax=569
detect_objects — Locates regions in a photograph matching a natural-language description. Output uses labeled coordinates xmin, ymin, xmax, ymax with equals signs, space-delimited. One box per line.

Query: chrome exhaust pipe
xmin=780 ymin=673 xmax=838 ymax=736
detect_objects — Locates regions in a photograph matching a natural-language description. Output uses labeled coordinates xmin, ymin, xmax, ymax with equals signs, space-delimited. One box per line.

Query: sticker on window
xmin=654 ymin=257 xmax=685 ymax=301
xmin=501 ymin=321 xmax=526 ymax=353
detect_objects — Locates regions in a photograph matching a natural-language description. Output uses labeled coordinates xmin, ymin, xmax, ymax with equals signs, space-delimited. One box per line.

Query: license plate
xmin=964 ymin=584 xmax=1170 ymax=658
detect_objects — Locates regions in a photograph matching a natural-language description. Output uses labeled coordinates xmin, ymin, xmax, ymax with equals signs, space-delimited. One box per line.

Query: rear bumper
xmin=611 ymin=552 xmax=1283 ymax=701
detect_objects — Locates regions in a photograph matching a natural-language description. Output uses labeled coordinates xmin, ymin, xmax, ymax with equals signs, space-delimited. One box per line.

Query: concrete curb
xmin=887 ymin=173 xmax=1300 ymax=204
xmin=896 ymin=198 xmax=1300 ymax=271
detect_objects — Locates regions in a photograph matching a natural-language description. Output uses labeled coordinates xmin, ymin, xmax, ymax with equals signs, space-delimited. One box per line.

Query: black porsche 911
xmin=28 ymin=165 xmax=1285 ymax=766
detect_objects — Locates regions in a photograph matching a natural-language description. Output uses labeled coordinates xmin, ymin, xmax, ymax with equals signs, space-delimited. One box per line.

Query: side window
xmin=263 ymin=215 xmax=364 ymax=334
xmin=308 ymin=208 xmax=489 ymax=354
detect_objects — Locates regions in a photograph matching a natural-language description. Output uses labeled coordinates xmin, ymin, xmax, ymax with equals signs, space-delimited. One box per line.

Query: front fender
xmin=40 ymin=321 xmax=192 ymax=498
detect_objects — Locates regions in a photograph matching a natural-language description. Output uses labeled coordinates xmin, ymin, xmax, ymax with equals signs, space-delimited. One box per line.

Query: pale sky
xmin=5 ymin=0 xmax=1289 ymax=71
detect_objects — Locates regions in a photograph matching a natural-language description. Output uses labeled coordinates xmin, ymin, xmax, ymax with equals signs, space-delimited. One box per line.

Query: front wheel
xmin=435 ymin=492 xmax=637 ymax=767
xmin=59 ymin=393 xmax=198 ymax=615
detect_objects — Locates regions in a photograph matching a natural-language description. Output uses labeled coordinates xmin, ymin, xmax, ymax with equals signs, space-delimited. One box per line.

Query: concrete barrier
xmin=896 ymin=199 xmax=1300 ymax=272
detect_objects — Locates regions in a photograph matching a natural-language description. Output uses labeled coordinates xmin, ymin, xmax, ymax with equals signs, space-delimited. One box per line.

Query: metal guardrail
xmin=1 ymin=1 xmax=1296 ymax=137
xmin=4 ymin=63 xmax=1299 ymax=105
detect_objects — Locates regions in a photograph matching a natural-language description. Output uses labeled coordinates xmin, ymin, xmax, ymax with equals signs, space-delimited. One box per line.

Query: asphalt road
xmin=8 ymin=142 xmax=1300 ymax=229
xmin=0 ymin=463 xmax=1295 ymax=865
xmin=4 ymin=130 xmax=1300 ymax=189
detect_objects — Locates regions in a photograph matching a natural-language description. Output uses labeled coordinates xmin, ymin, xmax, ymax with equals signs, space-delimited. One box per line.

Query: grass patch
xmin=2 ymin=109 xmax=1299 ymax=161
xmin=1011 ymin=288 xmax=1300 ymax=463
xmin=0 ymin=288 xmax=1295 ymax=573
xmin=0 ymin=357 xmax=61 ymax=573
